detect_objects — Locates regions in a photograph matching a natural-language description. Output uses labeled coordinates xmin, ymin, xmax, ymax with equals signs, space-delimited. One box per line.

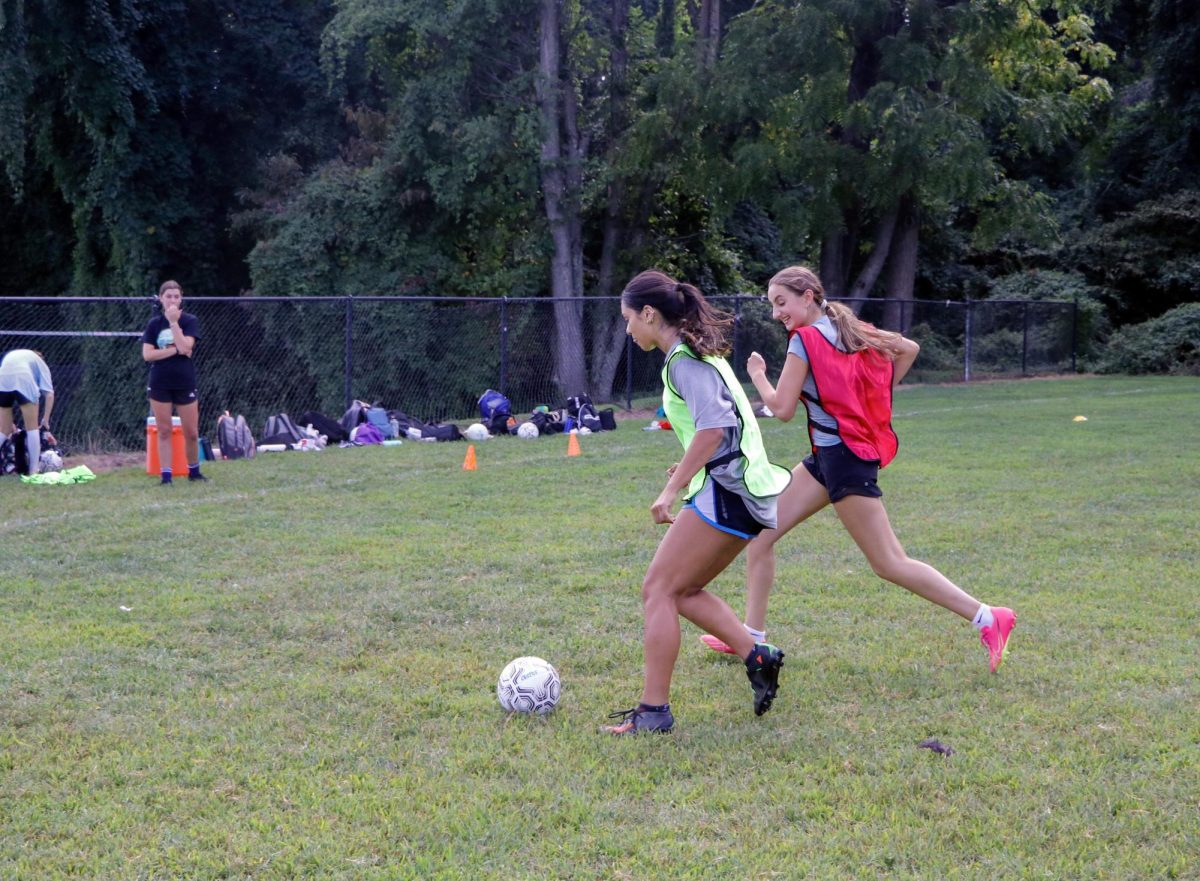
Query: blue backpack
xmin=365 ymin=406 xmax=396 ymax=439
xmin=478 ymin=389 xmax=512 ymax=435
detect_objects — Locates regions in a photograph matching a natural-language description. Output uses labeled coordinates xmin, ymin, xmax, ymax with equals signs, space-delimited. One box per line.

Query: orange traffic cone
xmin=462 ymin=444 xmax=478 ymax=471
xmin=566 ymin=431 xmax=581 ymax=457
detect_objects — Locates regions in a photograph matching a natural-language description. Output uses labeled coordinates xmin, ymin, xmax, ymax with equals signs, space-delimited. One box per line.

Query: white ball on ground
xmin=517 ymin=422 xmax=539 ymax=439
xmin=464 ymin=422 xmax=490 ymax=441
xmin=497 ymin=656 xmax=561 ymax=714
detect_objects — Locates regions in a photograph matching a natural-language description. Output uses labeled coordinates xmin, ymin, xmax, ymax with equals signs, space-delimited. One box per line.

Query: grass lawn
xmin=2 ymin=375 xmax=1197 ymax=880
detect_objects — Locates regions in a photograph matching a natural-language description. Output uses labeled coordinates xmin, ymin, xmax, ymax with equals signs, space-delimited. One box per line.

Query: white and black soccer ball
xmin=517 ymin=422 xmax=539 ymax=440
xmin=464 ymin=422 xmax=490 ymax=441
xmin=497 ymin=656 xmax=561 ymax=715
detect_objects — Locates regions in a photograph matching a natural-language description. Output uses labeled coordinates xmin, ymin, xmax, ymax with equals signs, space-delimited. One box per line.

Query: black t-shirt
xmin=142 ymin=312 xmax=201 ymax=390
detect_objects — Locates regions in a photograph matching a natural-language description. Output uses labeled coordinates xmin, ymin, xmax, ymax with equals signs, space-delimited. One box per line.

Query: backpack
xmin=216 ymin=411 xmax=256 ymax=459
xmin=261 ymin=413 xmax=306 ymax=446
xmin=478 ymin=389 xmax=512 ymax=436
xmin=564 ymin=394 xmax=592 ymax=417
xmin=299 ymin=410 xmax=348 ymax=444
xmin=421 ymin=422 xmax=463 ymax=442
xmin=8 ymin=429 xmax=61 ymax=474
xmin=340 ymin=400 xmax=370 ymax=435
xmin=352 ymin=422 xmax=384 ymax=445
xmin=530 ymin=408 xmax=566 ymax=435
xmin=577 ymin=401 xmax=602 ymax=433
xmin=365 ymin=406 xmax=396 ymax=439
xmin=0 ymin=433 xmax=16 ymax=475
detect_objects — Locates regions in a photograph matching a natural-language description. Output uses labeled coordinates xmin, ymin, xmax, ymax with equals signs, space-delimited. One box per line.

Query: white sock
xmin=972 ymin=604 xmax=994 ymax=631
xmin=24 ymin=429 xmax=40 ymax=476
xmin=744 ymin=624 xmax=766 ymax=642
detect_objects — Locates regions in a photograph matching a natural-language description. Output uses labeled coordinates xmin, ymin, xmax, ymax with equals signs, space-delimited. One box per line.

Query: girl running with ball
xmin=604 ymin=270 xmax=792 ymax=735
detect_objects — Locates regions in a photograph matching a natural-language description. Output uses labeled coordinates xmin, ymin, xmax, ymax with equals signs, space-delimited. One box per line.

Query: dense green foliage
xmin=2 ymin=376 xmax=1198 ymax=878
xmin=1096 ymin=302 xmax=1200 ymax=374
xmin=3 ymin=1 xmax=1197 ymax=391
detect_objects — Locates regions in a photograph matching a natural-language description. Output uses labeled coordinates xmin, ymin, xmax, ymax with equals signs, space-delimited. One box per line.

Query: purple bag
xmin=353 ymin=422 xmax=384 ymax=445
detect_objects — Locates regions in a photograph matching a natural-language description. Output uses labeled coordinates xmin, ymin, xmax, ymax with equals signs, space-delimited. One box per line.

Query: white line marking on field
xmin=895 ymin=387 xmax=1151 ymax=418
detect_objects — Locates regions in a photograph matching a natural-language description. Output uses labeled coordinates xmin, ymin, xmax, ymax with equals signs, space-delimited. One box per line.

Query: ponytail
xmin=621 ymin=270 xmax=733 ymax=357
xmin=769 ymin=266 xmax=906 ymax=358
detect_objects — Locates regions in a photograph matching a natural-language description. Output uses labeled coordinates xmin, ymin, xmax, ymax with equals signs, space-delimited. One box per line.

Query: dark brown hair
xmin=158 ymin=280 xmax=181 ymax=297
xmin=621 ymin=269 xmax=733 ymax=357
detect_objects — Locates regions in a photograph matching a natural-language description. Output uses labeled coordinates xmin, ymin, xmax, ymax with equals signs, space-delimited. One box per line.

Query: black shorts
xmin=148 ymin=387 xmax=198 ymax=406
xmin=0 ymin=390 xmax=33 ymax=407
xmin=684 ymin=477 xmax=772 ymax=539
xmin=803 ymin=442 xmax=884 ymax=503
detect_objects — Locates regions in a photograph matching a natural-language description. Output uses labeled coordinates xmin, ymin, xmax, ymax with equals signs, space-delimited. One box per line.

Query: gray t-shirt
xmin=787 ymin=316 xmax=841 ymax=446
xmin=666 ymin=346 xmax=777 ymax=521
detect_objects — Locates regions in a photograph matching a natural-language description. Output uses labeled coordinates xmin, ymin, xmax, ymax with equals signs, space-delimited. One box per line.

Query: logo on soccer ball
xmin=497 ymin=656 xmax=561 ymax=715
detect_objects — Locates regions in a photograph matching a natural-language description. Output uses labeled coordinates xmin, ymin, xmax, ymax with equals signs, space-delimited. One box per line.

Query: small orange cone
xmin=462 ymin=444 xmax=477 ymax=471
xmin=566 ymin=431 xmax=581 ymax=457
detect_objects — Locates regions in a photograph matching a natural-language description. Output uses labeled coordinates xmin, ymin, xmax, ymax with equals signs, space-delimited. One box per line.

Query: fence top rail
xmin=0 ymin=294 xmax=1076 ymax=306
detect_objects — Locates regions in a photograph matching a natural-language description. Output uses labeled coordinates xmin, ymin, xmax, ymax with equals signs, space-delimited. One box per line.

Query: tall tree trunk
xmin=656 ymin=0 xmax=676 ymax=56
xmin=847 ymin=206 xmax=898 ymax=301
xmin=697 ymin=0 xmax=720 ymax=68
xmin=824 ymin=0 xmax=906 ymax=311
xmin=882 ymin=195 xmax=918 ymax=332
xmin=590 ymin=0 xmax=632 ymax=402
xmin=536 ymin=0 xmax=587 ymax=396
xmin=820 ymin=228 xmax=852 ymax=299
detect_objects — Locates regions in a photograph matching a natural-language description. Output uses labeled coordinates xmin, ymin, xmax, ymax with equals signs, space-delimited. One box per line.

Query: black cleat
xmin=602 ymin=704 xmax=675 ymax=735
xmin=745 ymin=643 xmax=785 ymax=716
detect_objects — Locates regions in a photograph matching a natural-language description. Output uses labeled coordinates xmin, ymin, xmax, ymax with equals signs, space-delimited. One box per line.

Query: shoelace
xmin=606 ymin=707 xmax=639 ymax=723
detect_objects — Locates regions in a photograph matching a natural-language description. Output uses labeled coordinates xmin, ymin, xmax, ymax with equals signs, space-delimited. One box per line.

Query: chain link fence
xmin=0 ymin=295 xmax=1077 ymax=453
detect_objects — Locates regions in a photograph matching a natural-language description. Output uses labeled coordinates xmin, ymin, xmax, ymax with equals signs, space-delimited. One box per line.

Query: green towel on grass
xmin=20 ymin=465 xmax=96 ymax=485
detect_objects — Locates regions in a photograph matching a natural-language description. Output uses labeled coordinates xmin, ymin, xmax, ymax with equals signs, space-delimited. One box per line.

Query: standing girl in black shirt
xmin=142 ymin=281 xmax=206 ymax=484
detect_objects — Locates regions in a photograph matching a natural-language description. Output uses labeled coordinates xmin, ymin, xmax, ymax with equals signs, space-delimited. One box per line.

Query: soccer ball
xmin=517 ymin=422 xmax=539 ymax=440
xmin=464 ymin=422 xmax=490 ymax=441
xmin=497 ymin=656 xmax=561 ymax=714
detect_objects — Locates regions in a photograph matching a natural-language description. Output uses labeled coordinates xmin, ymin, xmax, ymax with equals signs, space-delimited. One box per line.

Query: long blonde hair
xmin=769 ymin=266 xmax=905 ymax=358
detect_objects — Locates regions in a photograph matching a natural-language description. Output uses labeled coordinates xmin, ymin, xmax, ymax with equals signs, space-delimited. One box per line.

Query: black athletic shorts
xmin=803 ymin=442 xmax=884 ymax=503
xmin=0 ymin=390 xmax=33 ymax=407
xmin=684 ymin=476 xmax=772 ymax=539
xmin=147 ymin=387 xmax=198 ymax=406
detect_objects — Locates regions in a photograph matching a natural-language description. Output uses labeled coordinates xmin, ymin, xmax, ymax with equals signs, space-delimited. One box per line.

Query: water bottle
xmin=389 ymin=417 xmax=400 ymax=439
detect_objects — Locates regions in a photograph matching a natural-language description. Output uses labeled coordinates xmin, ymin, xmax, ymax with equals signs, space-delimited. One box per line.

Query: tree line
xmin=3 ymin=0 xmax=1198 ymax=398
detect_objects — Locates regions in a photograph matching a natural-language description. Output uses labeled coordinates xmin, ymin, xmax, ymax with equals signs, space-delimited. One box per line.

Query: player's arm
xmin=892 ymin=336 xmax=920 ymax=387
xmin=747 ymin=351 xmax=807 ymax=423
xmin=40 ymin=390 xmax=54 ymax=429
xmin=143 ymin=342 xmax=175 ymax=362
xmin=169 ymin=323 xmax=196 ymax=357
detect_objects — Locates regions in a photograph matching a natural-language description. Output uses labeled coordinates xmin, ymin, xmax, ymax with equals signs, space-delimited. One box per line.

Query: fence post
xmin=1071 ymin=298 xmax=1078 ymax=373
xmin=1022 ymin=301 xmax=1029 ymax=376
xmin=499 ymin=296 xmax=509 ymax=394
xmin=343 ymin=296 xmax=353 ymax=410
xmin=963 ymin=298 xmax=972 ymax=382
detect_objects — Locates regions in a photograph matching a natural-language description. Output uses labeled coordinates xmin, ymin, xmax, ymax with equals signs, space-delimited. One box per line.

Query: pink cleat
xmin=699 ymin=633 xmax=738 ymax=655
xmin=980 ymin=607 xmax=1016 ymax=673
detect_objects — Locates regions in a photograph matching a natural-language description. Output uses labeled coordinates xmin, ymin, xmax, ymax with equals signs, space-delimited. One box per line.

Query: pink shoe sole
xmin=980 ymin=607 xmax=1016 ymax=673
xmin=699 ymin=633 xmax=738 ymax=655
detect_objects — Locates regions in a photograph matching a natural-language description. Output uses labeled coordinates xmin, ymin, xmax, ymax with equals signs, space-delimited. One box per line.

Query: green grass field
xmin=2 ymin=375 xmax=1197 ymax=880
